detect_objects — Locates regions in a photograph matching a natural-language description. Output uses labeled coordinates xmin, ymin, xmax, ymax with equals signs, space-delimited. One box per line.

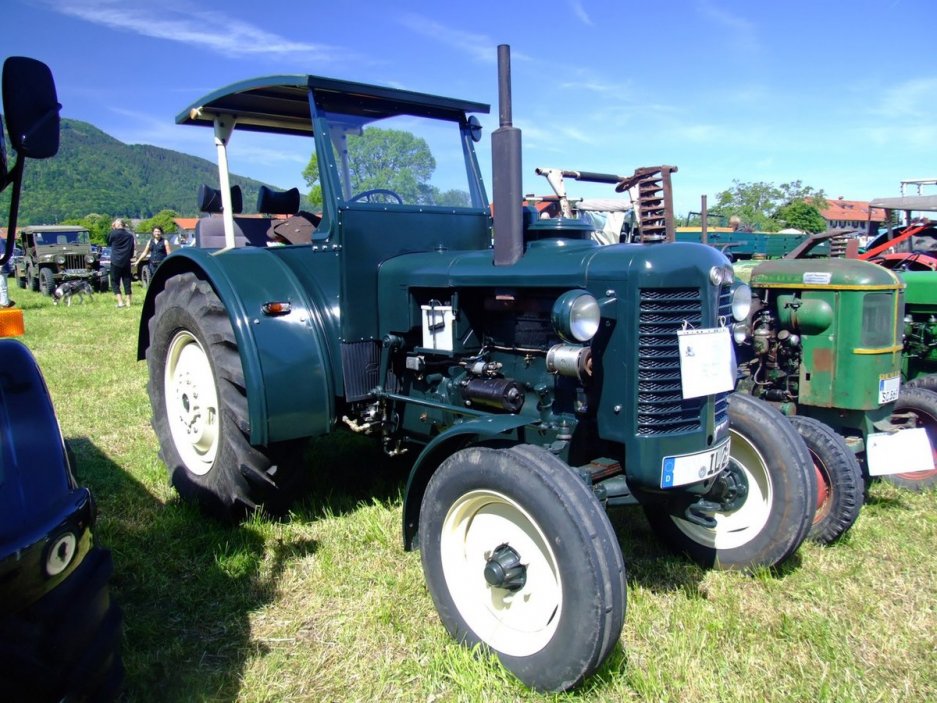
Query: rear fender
xmin=401 ymin=415 xmax=533 ymax=550
xmin=138 ymin=248 xmax=336 ymax=445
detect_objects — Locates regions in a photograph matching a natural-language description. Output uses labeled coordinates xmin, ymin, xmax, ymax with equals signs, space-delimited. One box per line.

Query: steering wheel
xmin=348 ymin=189 xmax=403 ymax=204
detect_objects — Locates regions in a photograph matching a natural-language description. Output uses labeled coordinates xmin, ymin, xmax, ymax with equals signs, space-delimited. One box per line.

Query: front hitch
xmin=679 ymin=462 xmax=750 ymax=528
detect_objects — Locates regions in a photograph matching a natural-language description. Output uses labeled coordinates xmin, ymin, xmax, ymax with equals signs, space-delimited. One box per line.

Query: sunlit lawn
xmin=10 ymin=283 xmax=937 ymax=702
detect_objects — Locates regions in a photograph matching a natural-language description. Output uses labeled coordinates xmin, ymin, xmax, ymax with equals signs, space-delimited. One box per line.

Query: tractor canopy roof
xmin=176 ymin=75 xmax=490 ymax=137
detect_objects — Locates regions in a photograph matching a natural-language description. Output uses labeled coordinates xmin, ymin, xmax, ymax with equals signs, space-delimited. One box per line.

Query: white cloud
xmin=695 ymin=1 xmax=759 ymax=53
xmin=569 ymin=1 xmax=594 ymax=26
xmin=47 ymin=0 xmax=351 ymax=62
xmin=397 ymin=13 xmax=532 ymax=64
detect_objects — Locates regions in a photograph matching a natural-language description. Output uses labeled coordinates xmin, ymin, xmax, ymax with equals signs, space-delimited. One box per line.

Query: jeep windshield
xmin=34 ymin=230 xmax=90 ymax=246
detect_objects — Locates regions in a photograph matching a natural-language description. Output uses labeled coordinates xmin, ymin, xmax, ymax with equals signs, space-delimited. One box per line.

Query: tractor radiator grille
xmin=341 ymin=341 xmax=399 ymax=402
xmin=636 ymin=287 xmax=731 ymax=436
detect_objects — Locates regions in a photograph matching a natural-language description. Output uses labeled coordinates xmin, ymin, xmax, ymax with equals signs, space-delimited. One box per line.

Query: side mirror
xmin=467 ymin=115 xmax=483 ymax=143
xmin=2 ymin=56 xmax=60 ymax=160
xmin=0 ymin=57 xmax=60 ymax=268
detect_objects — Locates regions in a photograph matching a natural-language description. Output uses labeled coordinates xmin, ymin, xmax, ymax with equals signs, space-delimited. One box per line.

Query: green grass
xmin=9 ymin=283 xmax=937 ymax=702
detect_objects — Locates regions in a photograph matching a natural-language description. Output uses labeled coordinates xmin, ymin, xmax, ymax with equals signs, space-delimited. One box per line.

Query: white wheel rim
xmin=164 ymin=330 xmax=219 ymax=475
xmin=672 ymin=428 xmax=773 ymax=550
xmin=439 ymin=489 xmax=562 ymax=657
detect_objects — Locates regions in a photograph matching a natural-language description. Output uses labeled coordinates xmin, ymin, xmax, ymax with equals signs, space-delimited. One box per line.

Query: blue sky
xmin=5 ymin=0 xmax=936 ymax=216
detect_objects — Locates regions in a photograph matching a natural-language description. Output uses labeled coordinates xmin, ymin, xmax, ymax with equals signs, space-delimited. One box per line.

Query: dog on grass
xmin=52 ymin=279 xmax=95 ymax=306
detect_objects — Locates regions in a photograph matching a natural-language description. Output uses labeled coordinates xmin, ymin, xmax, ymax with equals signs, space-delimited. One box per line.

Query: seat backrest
xmin=194 ymin=215 xmax=272 ymax=249
xmin=257 ymin=185 xmax=300 ymax=215
xmin=197 ymin=184 xmax=243 ymax=214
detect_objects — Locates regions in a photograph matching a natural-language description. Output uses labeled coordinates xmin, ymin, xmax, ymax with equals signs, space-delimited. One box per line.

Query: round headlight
xmin=85 ymin=253 xmax=96 ymax=264
xmin=55 ymin=254 xmax=66 ymax=265
xmin=710 ymin=264 xmax=735 ymax=286
xmin=552 ymin=290 xmax=600 ymax=342
xmin=731 ymin=283 xmax=752 ymax=322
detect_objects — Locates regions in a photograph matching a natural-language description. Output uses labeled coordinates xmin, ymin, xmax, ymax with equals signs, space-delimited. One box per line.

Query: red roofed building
xmin=819 ymin=197 xmax=887 ymax=232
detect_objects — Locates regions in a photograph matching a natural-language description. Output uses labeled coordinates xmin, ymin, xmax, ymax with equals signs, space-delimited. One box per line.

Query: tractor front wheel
xmin=645 ymin=393 xmax=817 ymax=570
xmin=419 ymin=444 xmax=625 ymax=692
xmin=788 ymin=415 xmax=863 ymax=544
xmin=146 ymin=272 xmax=306 ymax=521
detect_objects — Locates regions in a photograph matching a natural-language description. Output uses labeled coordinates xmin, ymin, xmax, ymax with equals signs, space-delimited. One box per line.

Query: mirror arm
xmin=0 ymin=156 xmax=24 ymax=267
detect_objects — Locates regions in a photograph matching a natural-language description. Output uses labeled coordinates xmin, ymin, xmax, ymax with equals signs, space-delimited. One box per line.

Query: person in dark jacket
xmin=107 ymin=218 xmax=136 ymax=308
xmin=138 ymin=226 xmax=171 ymax=279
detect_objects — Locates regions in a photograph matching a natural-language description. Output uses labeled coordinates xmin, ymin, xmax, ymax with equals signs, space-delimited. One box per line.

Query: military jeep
xmin=14 ymin=224 xmax=107 ymax=294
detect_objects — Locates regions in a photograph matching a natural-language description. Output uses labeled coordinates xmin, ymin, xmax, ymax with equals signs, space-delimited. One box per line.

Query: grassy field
xmin=8 ymin=282 xmax=937 ymax=702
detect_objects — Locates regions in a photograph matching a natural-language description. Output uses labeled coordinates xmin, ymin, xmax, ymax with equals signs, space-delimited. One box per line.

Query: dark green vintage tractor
xmin=137 ymin=46 xmax=816 ymax=691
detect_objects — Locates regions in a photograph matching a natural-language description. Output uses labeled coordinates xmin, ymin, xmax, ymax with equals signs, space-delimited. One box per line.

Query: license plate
xmin=878 ymin=373 xmax=900 ymax=404
xmin=661 ymin=438 xmax=731 ymax=488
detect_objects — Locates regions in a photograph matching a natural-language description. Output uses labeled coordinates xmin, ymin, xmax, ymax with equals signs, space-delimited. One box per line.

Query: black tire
xmin=0 ymin=547 xmax=123 ymax=702
xmin=419 ymin=444 xmax=626 ymax=692
xmin=881 ymin=387 xmax=937 ymax=490
xmin=17 ymin=274 xmax=26 ymax=289
xmin=788 ymin=415 xmax=863 ymax=544
xmin=39 ymin=267 xmax=54 ymax=296
xmin=645 ymin=393 xmax=816 ymax=570
xmin=141 ymin=265 xmax=152 ymax=289
xmin=903 ymin=374 xmax=937 ymax=393
xmin=146 ymin=272 xmax=306 ymax=521
xmin=30 ymin=270 xmax=40 ymax=292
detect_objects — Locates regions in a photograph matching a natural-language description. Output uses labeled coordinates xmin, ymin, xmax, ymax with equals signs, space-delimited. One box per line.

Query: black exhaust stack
xmin=492 ymin=44 xmax=524 ymax=266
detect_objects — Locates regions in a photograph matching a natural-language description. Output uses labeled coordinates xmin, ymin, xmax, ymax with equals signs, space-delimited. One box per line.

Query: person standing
xmin=138 ymin=226 xmax=171 ymax=280
xmin=107 ymin=218 xmax=135 ymax=308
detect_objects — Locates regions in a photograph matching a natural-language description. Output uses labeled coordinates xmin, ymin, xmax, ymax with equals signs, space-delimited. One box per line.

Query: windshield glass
xmin=34 ymin=230 xmax=90 ymax=245
xmin=320 ymin=108 xmax=476 ymax=208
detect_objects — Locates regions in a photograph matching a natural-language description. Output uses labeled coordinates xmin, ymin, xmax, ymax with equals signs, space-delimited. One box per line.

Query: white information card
xmin=678 ymin=327 xmax=735 ymax=399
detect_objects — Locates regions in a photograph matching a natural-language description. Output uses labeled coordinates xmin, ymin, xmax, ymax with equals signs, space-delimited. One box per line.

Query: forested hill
xmin=1 ymin=118 xmax=279 ymax=226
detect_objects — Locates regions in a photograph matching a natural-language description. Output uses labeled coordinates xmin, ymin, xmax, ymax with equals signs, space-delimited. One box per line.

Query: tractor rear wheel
xmin=146 ymin=272 xmax=306 ymax=521
xmin=645 ymin=393 xmax=816 ymax=570
xmin=881 ymin=387 xmax=937 ymax=491
xmin=419 ymin=444 xmax=625 ymax=692
xmin=788 ymin=415 xmax=863 ymax=544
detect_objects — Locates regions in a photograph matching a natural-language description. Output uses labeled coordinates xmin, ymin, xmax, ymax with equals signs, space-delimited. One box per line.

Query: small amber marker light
xmin=0 ymin=307 xmax=25 ymax=337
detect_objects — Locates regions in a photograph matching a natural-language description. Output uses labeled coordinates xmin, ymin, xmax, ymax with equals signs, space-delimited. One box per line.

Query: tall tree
xmin=303 ymin=127 xmax=436 ymax=205
xmin=712 ymin=179 xmax=827 ymax=232
xmin=62 ymin=212 xmax=112 ymax=245
xmin=137 ymin=210 xmax=179 ymax=234
xmin=775 ymin=200 xmax=827 ymax=233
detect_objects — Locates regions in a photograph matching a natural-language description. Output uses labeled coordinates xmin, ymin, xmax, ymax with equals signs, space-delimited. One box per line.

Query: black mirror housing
xmin=2 ymin=56 xmax=60 ymax=160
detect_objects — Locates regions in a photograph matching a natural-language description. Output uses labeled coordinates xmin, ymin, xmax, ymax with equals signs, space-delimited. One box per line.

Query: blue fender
xmin=401 ymin=414 xmax=534 ymax=550
xmin=138 ymin=247 xmax=338 ymax=446
xmin=0 ymin=339 xmax=95 ymax=610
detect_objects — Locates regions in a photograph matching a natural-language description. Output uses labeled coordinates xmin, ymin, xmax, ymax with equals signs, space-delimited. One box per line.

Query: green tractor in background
xmin=858 ymin=194 xmax=937 ymax=489
xmin=735 ymin=256 xmax=937 ymax=540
